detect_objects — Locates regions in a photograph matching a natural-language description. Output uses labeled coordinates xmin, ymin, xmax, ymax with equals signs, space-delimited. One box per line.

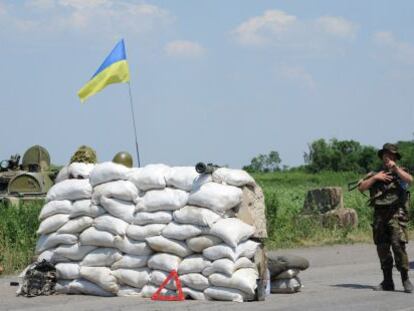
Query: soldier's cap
xmin=377 ymin=143 xmax=401 ymax=160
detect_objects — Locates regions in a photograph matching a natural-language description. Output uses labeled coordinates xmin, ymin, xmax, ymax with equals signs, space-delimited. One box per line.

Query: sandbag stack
xmin=33 ymin=162 xmax=262 ymax=302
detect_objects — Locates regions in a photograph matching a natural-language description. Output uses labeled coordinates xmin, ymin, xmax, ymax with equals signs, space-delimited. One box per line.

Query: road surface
xmin=1 ymin=243 xmax=413 ymax=311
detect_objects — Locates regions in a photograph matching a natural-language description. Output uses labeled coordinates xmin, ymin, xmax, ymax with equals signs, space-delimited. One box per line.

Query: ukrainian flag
xmin=78 ymin=39 xmax=130 ymax=103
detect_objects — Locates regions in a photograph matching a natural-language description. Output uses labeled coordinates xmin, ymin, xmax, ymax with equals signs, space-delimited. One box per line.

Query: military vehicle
xmin=0 ymin=145 xmax=56 ymax=205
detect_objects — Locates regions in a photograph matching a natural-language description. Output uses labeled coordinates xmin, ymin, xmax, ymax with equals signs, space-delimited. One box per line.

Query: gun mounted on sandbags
xmin=195 ymin=162 xmax=221 ymax=174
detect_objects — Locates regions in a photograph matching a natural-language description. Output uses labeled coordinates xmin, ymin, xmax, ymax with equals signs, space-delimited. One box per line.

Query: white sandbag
xmin=271 ymin=277 xmax=301 ymax=293
xmin=36 ymin=233 xmax=78 ymax=254
xmin=55 ymin=280 xmax=74 ymax=294
xmin=137 ymin=188 xmax=189 ymax=212
xmin=186 ymin=235 xmax=222 ymax=253
xmin=146 ymin=236 xmax=193 ymax=257
xmin=165 ymin=167 xmax=199 ymax=191
xmin=70 ymin=200 xmax=105 ymax=218
xmin=182 ymin=287 xmax=207 ymax=300
xmin=69 ymin=279 xmax=114 ymax=296
xmin=209 ymin=218 xmax=254 ymax=247
xmin=89 ymin=161 xmax=130 ymax=186
xmin=94 ymin=215 xmax=129 ymax=236
xmin=55 ymin=166 xmax=69 ymax=184
xmin=178 ymin=255 xmax=211 ymax=275
xmin=188 ymin=183 xmax=242 ymax=213
xmin=202 ymin=258 xmax=234 ymax=277
xmin=234 ymin=257 xmax=256 ymax=270
xmin=128 ymin=163 xmax=170 ymax=191
xmin=37 ymin=214 xmax=70 ymax=235
xmin=162 ymin=222 xmax=206 ymax=240
xmin=81 ymin=248 xmax=122 ymax=267
xmin=80 ymin=227 xmax=115 ymax=248
xmin=114 ymin=236 xmax=153 ymax=256
xmin=212 ymin=168 xmax=255 ymax=187
xmin=55 ymin=262 xmax=80 ymax=279
xmin=127 ymin=224 xmax=166 ymax=241
xmin=79 ymin=266 xmax=119 ymax=294
xmin=180 ymin=273 xmax=209 ymax=291
xmin=236 ymin=240 xmax=260 ymax=259
xmin=204 ymin=286 xmax=250 ymax=302
xmin=150 ymin=270 xmax=176 ymax=290
xmin=203 ymin=244 xmax=236 ymax=261
xmin=274 ymin=269 xmax=300 ymax=280
xmin=148 ymin=253 xmax=181 ymax=272
xmin=55 ymin=244 xmax=97 ymax=261
xmin=209 ymin=268 xmax=258 ymax=295
xmin=173 ymin=206 xmax=221 ymax=227
xmin=112 ymin=255 xmax=149 ymax=269
xmin=100 ymin=197 xmax=135 ymax=223
xmin=133 ymin=211 xmax=172 ymax=225
xmin=46 ymin=179 xmax=92 ymax=202
xmin=141 ymin=284 xmax=174 ymax=298
xmin=39 ymin=200 xmax=72 ymax=220
xmin=192 ymin=174 xmax=212 ymax=191
xmin=112 ymin=268 xmax=150 ymax=288
xmin=57 ymin=216 xmax=93 ymax=234
xmin=37 ymin=249 xmax=68 ymax=263
xmin=68 ymin=162 xmax=95 ymax=179
xmin=92 ymin=180 xmax=138 ymax=205
xmin=117 ymin=286 xmax=142 ymax=297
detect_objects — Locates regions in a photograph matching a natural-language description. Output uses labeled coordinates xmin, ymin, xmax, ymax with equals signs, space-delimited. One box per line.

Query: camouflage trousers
xmin=373 ymin=205 xmax=410 ymax=271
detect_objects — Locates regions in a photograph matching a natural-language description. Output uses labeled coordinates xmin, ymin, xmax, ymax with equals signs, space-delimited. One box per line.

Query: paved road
xmin=1 ymin=243 xmax=413 ymax=311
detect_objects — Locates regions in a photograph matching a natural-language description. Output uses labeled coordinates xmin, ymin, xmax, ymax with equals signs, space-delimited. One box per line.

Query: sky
xmin=1 ymin=0 xmax=414 ymax=169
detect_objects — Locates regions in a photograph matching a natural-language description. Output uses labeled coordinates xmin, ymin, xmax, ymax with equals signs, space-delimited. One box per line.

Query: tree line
xmin=243 ymin=139 xmax=414 ymax=173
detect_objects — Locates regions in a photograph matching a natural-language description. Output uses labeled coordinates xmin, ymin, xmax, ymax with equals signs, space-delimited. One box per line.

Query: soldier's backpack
xmin=17 ymin=260 xmax=57 ymax=297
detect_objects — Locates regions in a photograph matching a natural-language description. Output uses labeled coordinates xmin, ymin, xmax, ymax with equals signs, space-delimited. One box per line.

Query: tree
xmin=243 ymin=151 xmax=282 ymax=173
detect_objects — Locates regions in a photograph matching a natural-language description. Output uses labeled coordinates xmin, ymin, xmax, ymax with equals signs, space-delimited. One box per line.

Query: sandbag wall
xmin=35 ymin=162 xmax=261 ymax=302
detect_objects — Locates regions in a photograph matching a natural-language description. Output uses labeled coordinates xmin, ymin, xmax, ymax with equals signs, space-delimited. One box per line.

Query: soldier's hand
xmin=374 ymin=171 xmax=394 ymax=182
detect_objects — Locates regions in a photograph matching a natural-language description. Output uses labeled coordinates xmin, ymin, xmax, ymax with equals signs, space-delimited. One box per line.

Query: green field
xmin=0 ymin=171 xmax=413 ymax=275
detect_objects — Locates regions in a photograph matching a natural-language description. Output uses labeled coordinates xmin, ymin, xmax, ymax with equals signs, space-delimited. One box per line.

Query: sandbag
xmin=69 ymin=200 xmax=105 ymax=219
xmin=203 ymin=244 xmax=237 ymax=261
xmin=127 ymin=224 xmax=166 ymax=241
xmin=55 ymin=262 xmax=80 ymax=280
xmin=146 ymin=236 xmax=193 ymax=257
xmin=162 ymin=222 xmax=206 ymax=240
xmin=209 ymin=268 xmax=258 ymax=295
xmin=112 ymin=255 xmax=149 ymax=269
xmin=203 ymin=257 xmax=255 ymax=277
xmin=89 ymin=161 xmax=130 ymax=186
xmin=79 ymin=266 xmax=119 ymax=293
xmin=100 ymin=197 xmax=135 ymax=223
xmin=57 ymin=216 xmax=93 ymax=234
xmin=69 ymin=279 xmax=114 ymax=296
xmin=178 ymin=255 xmax=211 ymax=275
xmin=136 ymin=188 xmax=188 ymax=212
xmin=36 ymin=233 xmax=78 ymax=254
xmin=173 ymin=206 xmax=221 ymax=227
xmin=79 ymin=227 xmax=115 ymax=248
xmin=273 ymin=269 xmax=300 ymax=280
xmin=37 ymin=214 xmax=70 ymax=235
xmin=92 ymin=180 xmax=138 ymax=205
xmin=186 ymin=235 xmax=222 ymax=253
xmin=81 ymin=248 xmax=122 ymax=267
xmin=209 ymin=218 xmax=254 ymax=247
xmin=271 ymin=277 xmax=301 ymax=293
xmin=180 ymin=273 xmax=209 ymax=291
xmin=236 ymin=240 xmax=260 ymax=259
xmin=117 ymin=286 xmax=142 ymax=297
xmin=55 ymin=166 xmax=69 ymax=184
xmin=182 ymin=287 xmax=207 ymax=300
xmin=188 ymin=183 xmax=242 ymax=213
xmin=148 ymin=253 xmax=181 ymax=272
xmin=113 ymin=236 xmax=153 ymax=256
xmin=68 ymin=162 xmax=95 ymax=179
xmin=46 ymin=179 xmax=92 ymax=202
xmin=128 ymin=163 xmax=170 ymax=191
xmin=39 ymin=200 xmax=72 ymax=220
xmin=94 ymin=215 xmax=129 ymax=236
xmin=204 ymin=286 xmax=250 ymax=302
xmin=212 ymin=168 xmax=255 ymax=187
xmin=133 ymin=211 xmax=172 ymax=225
xmin=141 ymin=284 xmax=174 ymax=298
xmin=150 ymin=270 xmax=176 ymax=290
xmin=267 ymin=254 xmax=310 ymax=277
xmin=36 ymin=249 xmax=66 ymax=263
xmin=112 ymin=268 xmax=150 ymax=288
xmin=55 ymin=244 xmax=97 ymax=261
xmin=165 ymin=167 xmax=199 ymax=191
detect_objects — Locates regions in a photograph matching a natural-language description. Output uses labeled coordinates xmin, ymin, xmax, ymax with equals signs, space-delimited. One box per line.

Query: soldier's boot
xmin=401 ymin=270 xmax=413 ymax=293
xmin=373 ymin=269 xmax=394 ymax=291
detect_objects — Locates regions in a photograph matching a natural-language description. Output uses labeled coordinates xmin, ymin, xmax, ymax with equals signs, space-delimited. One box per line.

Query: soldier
xmin=112 ymin=151 xmax=133 ymax=168
xmin=358 ymin=143 xmax=413 ymax=293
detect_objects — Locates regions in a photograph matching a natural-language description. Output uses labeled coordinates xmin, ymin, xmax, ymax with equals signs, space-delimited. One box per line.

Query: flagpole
xmin=127 ymin=82 xmax=141 ymax=167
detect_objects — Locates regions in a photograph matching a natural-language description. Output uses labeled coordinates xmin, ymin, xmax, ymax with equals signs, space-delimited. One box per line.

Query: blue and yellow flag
xmin=78 ymin=39 xmax=130 ymax=103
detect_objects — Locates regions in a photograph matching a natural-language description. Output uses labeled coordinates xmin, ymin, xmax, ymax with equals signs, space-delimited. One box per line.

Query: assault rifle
xmin=195 ymin=162 xmax=220 ymax=174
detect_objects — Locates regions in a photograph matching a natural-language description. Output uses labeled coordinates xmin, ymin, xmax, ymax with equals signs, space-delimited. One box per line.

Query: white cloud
xmin=316 ymin=16 xmax=357 ymax=38
xmin=279 ymin=65 xmax=316 ymax=90
xmin=164 ymin=40 xmax=206 ymax=58
xmin=373 ymin=31 xmax=414 ymax=65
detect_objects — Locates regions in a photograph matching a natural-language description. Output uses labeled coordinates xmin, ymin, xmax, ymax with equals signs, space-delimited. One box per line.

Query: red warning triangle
xmin=151 ymin=269 xmax=185 ymax=301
